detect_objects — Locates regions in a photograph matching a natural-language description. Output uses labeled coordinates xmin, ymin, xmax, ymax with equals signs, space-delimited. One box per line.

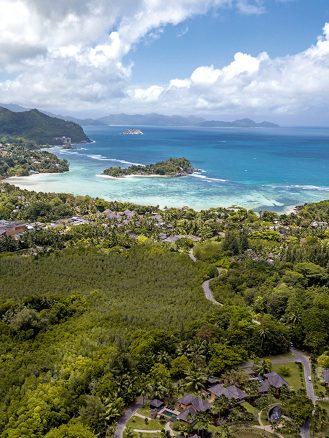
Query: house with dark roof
xmin=104 ymin=210 xmax=122 ymax=221
xmin=208 ymin=384 xmax=247 ymax=402
xmin=176 ymin=394 xmax=210 ymax=424
xmin=177 ymin=394 xmax=210 ymax=413
xmin=264 ymin=372 xmax=288 ymax=389
xmin=123 ymin=209 xmax=136 ymax=219
xmin=259 ymin=379 xmax=271 ymax=394
xmin=150 ymin=399 xmax=165 ymax=410
xmin=177 ymin=406 xmax=197 ymax=424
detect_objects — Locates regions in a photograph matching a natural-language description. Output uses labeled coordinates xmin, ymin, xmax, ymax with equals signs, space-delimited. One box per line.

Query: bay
xmin=6 ymin=125 xmax=329 ymax=212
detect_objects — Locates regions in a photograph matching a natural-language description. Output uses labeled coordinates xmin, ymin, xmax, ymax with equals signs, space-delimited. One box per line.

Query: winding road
xmin=188 ymin=250 xmax=318 ymax=438
xmin=114 ymin=251 xmax=319 ymax=438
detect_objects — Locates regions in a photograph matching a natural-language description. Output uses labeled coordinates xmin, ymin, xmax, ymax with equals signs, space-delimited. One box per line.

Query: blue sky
xmin=131 ymin=0 xmax=329 ymax=84
xmin=1 ymin=0 xmax=329 ymax=123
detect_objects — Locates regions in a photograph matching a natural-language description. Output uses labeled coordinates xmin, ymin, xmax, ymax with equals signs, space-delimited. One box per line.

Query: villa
xmin=263 ymin=371 xmax=288 ymax=389
xmin=208 ymin=384 xmax=247 ymax=402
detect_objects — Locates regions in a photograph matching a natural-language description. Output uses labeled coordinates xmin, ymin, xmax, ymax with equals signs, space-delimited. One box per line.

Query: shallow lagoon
xmin=6 ymin=125 xmax=329 ymax=212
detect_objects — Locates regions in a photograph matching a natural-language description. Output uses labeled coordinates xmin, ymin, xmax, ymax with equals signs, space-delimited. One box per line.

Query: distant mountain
xmin=198 ymin=118 xmax=279 ymax=128
xmin=98 ymin=113 xmax=205 ymax=126
xmin=0 ymin=103 xmax=29 ymax=112
xmin=63 ymin=115 xmax=106 ymax=126
xmin=0 ymin=107 xmax=90 ymax=145
xmin=98 ymin=113 xmax=279 ymax=128
xmin=1 ymin=104 xmax=280 ymax=129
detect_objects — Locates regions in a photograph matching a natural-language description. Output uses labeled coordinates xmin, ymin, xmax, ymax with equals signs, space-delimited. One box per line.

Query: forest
xmin=0 ymin=143 xmax=69 ymax=177
xmin=0 ymin=183 xmax=329 ymax=437
xmin=103 ymin=157 xmax=195 ymax=177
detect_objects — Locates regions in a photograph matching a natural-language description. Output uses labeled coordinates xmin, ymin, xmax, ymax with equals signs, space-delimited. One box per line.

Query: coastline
xmin=98 ymin=173 xmax=179 ymax=179
xmin=3 ymin=171 xmax=327 ymax=215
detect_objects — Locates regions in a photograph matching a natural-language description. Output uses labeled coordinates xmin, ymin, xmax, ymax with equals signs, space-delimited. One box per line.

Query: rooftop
xmin=208 ymin=384 xmax=247 ymax=401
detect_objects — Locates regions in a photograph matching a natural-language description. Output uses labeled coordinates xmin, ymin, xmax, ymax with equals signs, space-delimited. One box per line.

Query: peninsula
xmin=0 ymin=107 xmax=90 ymax=145
xmin=103 ymin=157 xmax=195 ymax=178
xmin=0 ymin=139 xmax=69 ymax=177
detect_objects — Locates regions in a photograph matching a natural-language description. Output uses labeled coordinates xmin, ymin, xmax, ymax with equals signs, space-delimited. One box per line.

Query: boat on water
xmin=121 ymin=128 xmax=144 ymax=135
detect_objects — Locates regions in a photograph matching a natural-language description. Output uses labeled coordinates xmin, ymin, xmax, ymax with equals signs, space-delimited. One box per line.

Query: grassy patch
xmin=266 ymin=352 xmax=293 ymax=361
xmin=241 ymin=402 xmax=259 ymax=421
xmin=231 ymin=427 xmax=274 ymax=437
xmin=271 ymin=362 xmax=303 ymax=391
xmin=137 ymin=406 xmax=152 ymax=418
xmin=126 ymin=415 xmax=164 ymax=431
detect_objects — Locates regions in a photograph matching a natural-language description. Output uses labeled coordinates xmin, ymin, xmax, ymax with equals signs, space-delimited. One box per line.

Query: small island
xmin=103 ymin=157 xmax=195 ymax=178
xmin=121 ymin=128 xmax=144 ymax=135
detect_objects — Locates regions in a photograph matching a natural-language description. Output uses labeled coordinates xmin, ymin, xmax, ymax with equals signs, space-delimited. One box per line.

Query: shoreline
xmin=3 ymin=173 xmax=327 ymax=215
xmin=97 ymin=173 xmax=181 ymax=179
xmin=2 ymin=167 xmax=328 ymax=215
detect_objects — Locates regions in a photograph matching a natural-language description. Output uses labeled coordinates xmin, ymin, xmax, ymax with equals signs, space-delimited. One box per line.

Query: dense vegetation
xmin=0 ymin=107 xmax=90 ymax=144
xmin=0 ymin=143 xmax=69 ymax=177
xmin=0 ymin=183 xmax=329 ymax=436
xmin=103 ymin=157 xmax=195 ymax=177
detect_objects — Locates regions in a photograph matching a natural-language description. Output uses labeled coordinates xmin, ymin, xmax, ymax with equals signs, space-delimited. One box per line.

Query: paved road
xmin=291 ymin=347 xmax=316 ymax=404
xmin=188 ymin=250 xmax=223 ymax=306
xmin=202 ymin=278 xmax=223 ymax=306
xmin=188 ymin=249 xmax=197 ymax=262
xmin=114 ymin=397 xmax=143 ymax=438
xmin=270 ymin=348 xmax=316 ymax=438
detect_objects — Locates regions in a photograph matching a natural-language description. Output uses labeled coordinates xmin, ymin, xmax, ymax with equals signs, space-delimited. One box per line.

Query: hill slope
xmin=0 ymin=107 xmax=90 ymax=144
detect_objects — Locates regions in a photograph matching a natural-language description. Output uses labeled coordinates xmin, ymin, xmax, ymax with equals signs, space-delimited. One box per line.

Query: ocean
xmin=6 ymin=125 xmax=329 ymax=212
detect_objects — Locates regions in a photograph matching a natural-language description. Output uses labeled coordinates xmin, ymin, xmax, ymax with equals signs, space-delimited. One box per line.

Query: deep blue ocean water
xmin=7 ymin=125 xmax=329 ymax=212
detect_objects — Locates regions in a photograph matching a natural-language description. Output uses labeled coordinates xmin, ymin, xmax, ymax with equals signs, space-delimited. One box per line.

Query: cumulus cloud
xmin=0 ymin=0 xmax=234 ymax=111
xmin=126 ymin=23 xmax=329 ymax=120
xmin=1 ymin=0 xmax=329 ymax=122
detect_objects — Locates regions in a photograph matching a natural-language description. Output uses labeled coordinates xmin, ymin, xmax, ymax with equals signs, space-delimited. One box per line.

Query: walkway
xmin=253 ymin=411 xmax=284 ymax=438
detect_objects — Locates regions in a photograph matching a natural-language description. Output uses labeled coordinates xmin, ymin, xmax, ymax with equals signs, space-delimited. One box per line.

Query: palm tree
xmin=125 ymin=426 xmax=134 ymax=438
xmin=254 ymin=359 xmax=272 ymax=377
xmin=185 ymin=369 xmax=207 ymax=392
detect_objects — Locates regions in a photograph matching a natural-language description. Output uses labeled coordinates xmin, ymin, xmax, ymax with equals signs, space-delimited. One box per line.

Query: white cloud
xmin=0 ymin=1 xmax=329 ymax=123
xmin=0 ymin=0 xmax=233 ymax=111
xmin=131 ymin=85 xmax=164 ymax=102
xmin=124 ymin=23 xmax=329 ymax=122
xmin=236 ymin=0 xmax=266 ymax=15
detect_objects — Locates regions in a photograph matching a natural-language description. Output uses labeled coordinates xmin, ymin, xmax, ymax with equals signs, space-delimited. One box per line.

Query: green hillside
xmin=0 ymin=107 xmax=90 ymax=145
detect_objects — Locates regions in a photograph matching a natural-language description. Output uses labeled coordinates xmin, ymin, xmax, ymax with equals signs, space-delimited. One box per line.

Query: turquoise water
xmin=6 ymin=125 xmax=329 ymax=212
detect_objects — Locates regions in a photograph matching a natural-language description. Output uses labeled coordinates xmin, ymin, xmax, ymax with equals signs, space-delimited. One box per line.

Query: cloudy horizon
xmin=1 ymin=0 xmax=329 ymax=124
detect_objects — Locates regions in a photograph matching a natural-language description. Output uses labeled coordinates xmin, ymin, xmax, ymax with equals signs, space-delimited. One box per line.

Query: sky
xmin=0 ymin=0 xmax=329 ymax=124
